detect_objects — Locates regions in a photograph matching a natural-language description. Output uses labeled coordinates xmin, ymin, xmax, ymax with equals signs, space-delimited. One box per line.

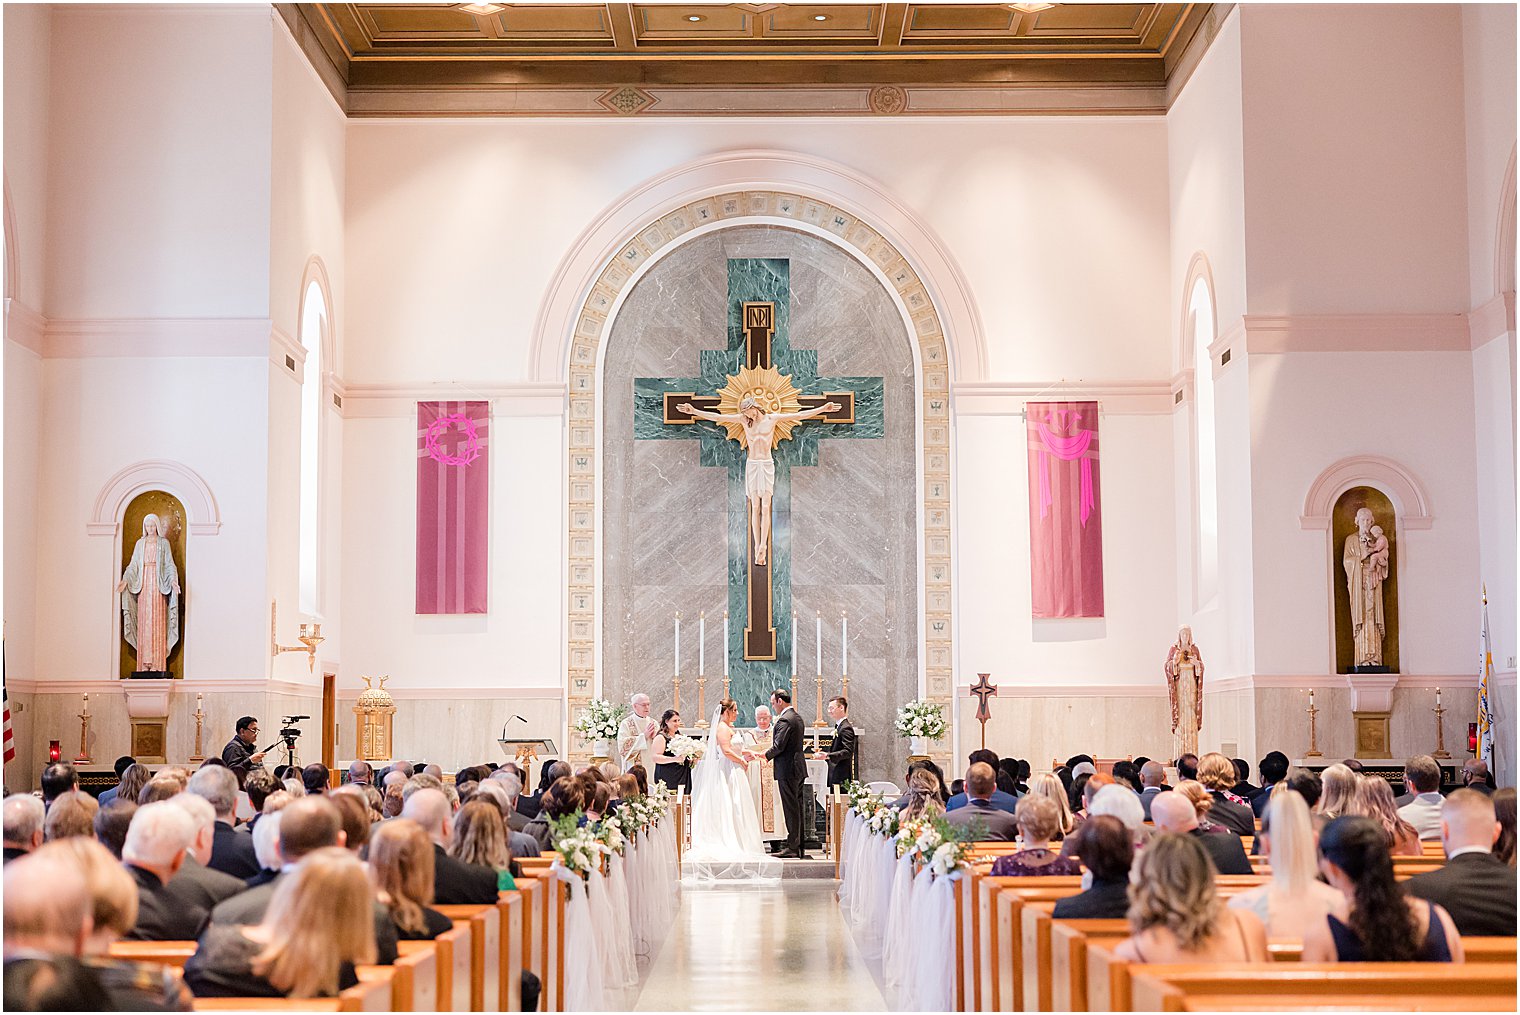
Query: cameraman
xmin=221 ymin=716 xmax=267 ymax=784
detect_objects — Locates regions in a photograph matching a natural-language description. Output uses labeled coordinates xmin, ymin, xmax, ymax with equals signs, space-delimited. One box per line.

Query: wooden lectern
xmin=499 ymin=738 xmax=557 ymax=789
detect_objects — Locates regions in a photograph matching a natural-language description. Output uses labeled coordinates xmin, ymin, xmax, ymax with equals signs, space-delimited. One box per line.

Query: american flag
xmin=3 ymin=642 xmax=14 ymax=764
xmin=1479 ymin=586 xmax=1495 ymax=768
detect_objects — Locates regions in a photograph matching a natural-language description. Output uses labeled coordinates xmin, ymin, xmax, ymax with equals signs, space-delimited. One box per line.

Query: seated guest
xmin=519 ymin=761 xmax=567 ymax=820
xmin=946 ymin=750 xmax=1017 ymax=814
xmin=945 ymin=763 xmax=1018 ymax=840
xmin=1067 ymin=772 xmax=1093 ymax=818
xmin=1396 ymin=755 xmax=1445 ymax=840
xmin=994 ymin=760 xmax=1019 ymax=798
xmin=185 ymin=847 xmax=377 ymax=998
xmin=327 ymin=790 xmax=372 ymax=856
xmin=1405 ymin=789 xmax=1517 ymax=937
xmin=381 ymin=770 xmax=408 ymax=818
xmin=1072 ymin=773 xmax=1115 ymax=828
xmin=242 ymin=771 xmax=279 ymax=833
xmin=1085 ymin=783 xmax=1150 ymax=850
xmin=1150 ymin=791 xmax=1252 ymax=875
xmin=247 ymin=812 xmax=282 ymax=888
xmin=164 ymin=794 xmax=247 ymax=910
xmin=188 ymin=766 xmax=260 ymax=879
xmin=627 ymin=763 xmax=649 ymax=796
xmin=900 ymin=767 xmax=946 ymax=822
xmin=1195 ymin=753 xmax=1255 ymax=836
xmin=1173 ymin=781 xmax=1227 ymax=834
xmin=488 ymin=770 xmax=534 ymax=833
xmin=109 ymin=764 xmax=153 ymax=814
xmin=96 ymin=756 xmax=137 ymax=808
xmin=585 ymin=782 xmax=612 ymax=822
xmin=4 ymin=795 xmax=45 ymax=863
xmin=1251 ymin=751 xmax=1291 ymax=816
xmin=52 ymin=838 xmax=194 ymax=1010
xmin=1228 ymin=790 xmax=1347 ymax=939
xmin=1174 ymin=753 xmax=1199 ymax=782
xmin=41 ymin=762 xmax=80 ymax=811
xmin=1026 ymin=773 xmax=1075 ymax=841
xmin=301 ymin=764 xmax=330 ymax=797
xmin=449 ymin=800 xmax=519 ymax=891
xmin=368 ymin=821 xmax=453 ymax=940
xmin=122 ymin=802 xmax=212 ymax=940
xmin=93 ymin=801 xmax=136 ymax=859
xmin=473 ymin=779 xmax=541 ymax=858
xmin=990 ymin=796 xmax=1082 ymax=876
xmin=1114 ymin=833 xmax=1269 ymax=963
xmin=139 ymin=777 xmax=184 ymax=805
xmin=43 ymin=790 xmax=98 ymax=844
xmin=3 ymin=849 xmax=114 ymax=1010
xmin=1052 ymin=816 xmax=1133 ymax=919
xmin=1317 ymin=763 xmax=1358 ymax=819
xmin=1138 ymin=761 xmax=1167 ymax=821
xmin=344 ymin=761 xmax=373 ymax=788
xmin=949 ymin=779 xmax=965 ymax=798
xmin=1462 ymin=759 xmax=1496 ymax=795
xmin=1494 ymin=787 xmax=1516 ymax=867
xmin=1352 ymin=775 xmax=1423 ymax=856
xmin=1302 ymin=815 xmax=1462 ymax=962
xmin=1111 ymin=760 xmax=1143 ymax=794
xmin=404 ymin=788 xmax=502 ymax=904
xmin=1230 ymin=758 xmax=1259 ymax=799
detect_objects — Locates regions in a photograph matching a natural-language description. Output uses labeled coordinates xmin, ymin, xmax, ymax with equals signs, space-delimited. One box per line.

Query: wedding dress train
xmin=682 ymin=709 xmax=782 ymax=885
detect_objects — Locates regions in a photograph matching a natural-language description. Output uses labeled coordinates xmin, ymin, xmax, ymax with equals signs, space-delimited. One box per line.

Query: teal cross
xmin=633 ymin=259 xmax=884 ymax=704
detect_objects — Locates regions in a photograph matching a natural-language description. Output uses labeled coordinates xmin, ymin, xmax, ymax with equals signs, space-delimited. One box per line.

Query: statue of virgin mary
xmin=116 ymin=514 xmax=181 ymax=673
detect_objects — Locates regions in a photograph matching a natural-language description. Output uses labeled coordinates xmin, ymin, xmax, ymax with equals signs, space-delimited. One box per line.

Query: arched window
xmin=1189 ymin=274 xmax=1218 ymax=604
xmin=298 ymin=277 xmax=327 ymax=616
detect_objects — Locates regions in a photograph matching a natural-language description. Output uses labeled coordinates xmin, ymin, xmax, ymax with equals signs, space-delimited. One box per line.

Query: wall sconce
xmin=271 ymin=601 xmax=325 ymax=673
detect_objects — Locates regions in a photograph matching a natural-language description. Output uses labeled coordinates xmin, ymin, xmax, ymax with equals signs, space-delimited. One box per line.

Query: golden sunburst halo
xmin=713 ymin=365 xmax=803 ymax=449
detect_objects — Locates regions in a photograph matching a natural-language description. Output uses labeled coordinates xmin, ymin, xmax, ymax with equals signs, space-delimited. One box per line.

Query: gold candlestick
xmin=814 ymin=675 xmax=827 ymax=727
xmin=1305 ymin=695 xmax=1323 ymax=758
xmin=75 ymin=694 xmax=92 ymax=763
xmin=842 ymin=675 xmax=849 ymax=704
xmin=189 ymin=693 xmax=206 ymax=763
xmin=1432 ymin=703 xmax=1450 ymax=759
xmin=722 ymin=676 xmax=730 ymax=701
xmin=695 ymin=676 xmax=709 ymax=727
xmin=790 ymin=675 xmax=799 ymax=710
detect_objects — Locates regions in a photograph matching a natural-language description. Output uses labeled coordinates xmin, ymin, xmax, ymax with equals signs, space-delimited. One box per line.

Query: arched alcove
xmin=118 ymin=490 xmax=188 ymax=679
xmin=89 ymin=460 xmax=222 ymax=536
xmin=1300 ymin=455 xmax=1433 ymax=530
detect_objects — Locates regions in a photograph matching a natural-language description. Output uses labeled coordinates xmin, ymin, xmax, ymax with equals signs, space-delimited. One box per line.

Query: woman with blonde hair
xmin=51 ymin=838 xmax=194 ymax=1010
xmin=1349 ymin=775 xmax=1422 ymax=856
xmin=1027 ymin=772 xmax=1074 ymax=839
xmin=900 ymin=766 xmax=945 ymax=822
xmin=369 ymin=820 xmax=452 ymax=940
xmin=1318 ymin=763 xmax=1358 ymax=819
xmin=449 ymin=800 xmax=518 ymax=890
xmin=185 ymin=847 xmax=377 ymax=998
xmin=1195 ymin=752 xmax=1255 ymax=835
xmin=1114 ymin=833 xmax=1268 ymax=964
xmin=1173 ymin=780 xmax=1227 ymax=834
xmin=1229 ymin=789 xmax=1347 ymax=938
xmin=115 ymin=764 xmax=153 ymax=809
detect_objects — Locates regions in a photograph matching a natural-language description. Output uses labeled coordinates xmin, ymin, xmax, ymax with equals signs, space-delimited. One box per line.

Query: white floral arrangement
xmin=667 ymin=734 xmax=705 ymax=763
xmin=894 ymin=699 xmax=947 ymax=741
xmin=896 ymin=814 xmax=941 ymax=859
xmin=926 ymin=837 xmax=971 ymax=877
xmin=893 ymin=814 xmax=969 ymax=874
xmin=550 ymin=815 xmax=607 ymax=878
xmin=595 ymin=813 xmax=627 ymax=855
xmin=865 ymin=802 xmax=900 ymax=837
xmin=572 ymin=698 xmax=628 ymax=743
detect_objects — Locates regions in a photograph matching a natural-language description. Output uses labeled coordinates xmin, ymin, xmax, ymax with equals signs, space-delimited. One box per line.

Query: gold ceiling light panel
xmin=457 ymin=2 xmax=504 ymax=15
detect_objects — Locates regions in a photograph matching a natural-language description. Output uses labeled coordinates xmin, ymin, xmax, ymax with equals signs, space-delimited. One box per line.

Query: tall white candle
xmin=842 ymin=612 xmax=848 ymax=676
xmin=1309 ymin=688 xmax=1315 ymax=707
xmin=674 ymin=612 xmax=681 ymax=677
xmin=699 ymin=612 xmax=706 ymax=677
xmin=723 ymin=611 xmax=730 ymax=677
xmin=791 ymin=611 xmax=798 ymax=678
xmin=815 ymin=611 xmax=822 ymax=676
xmin=1436 ymin=686 xmax=1442 ymax=706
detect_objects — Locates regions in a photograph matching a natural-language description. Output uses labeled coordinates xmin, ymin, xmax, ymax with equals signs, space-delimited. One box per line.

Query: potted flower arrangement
xmin=894 ymin=699 xmax=947 ymax=758
xmin=572 ymin=699 xmax=628 ymax=761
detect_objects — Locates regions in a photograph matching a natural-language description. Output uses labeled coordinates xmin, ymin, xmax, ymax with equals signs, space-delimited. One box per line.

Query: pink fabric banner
xmin=1027 ymin=401 xmax=1104 ymax=618
xmin=417 ymin=401 xmax=489 ymax=615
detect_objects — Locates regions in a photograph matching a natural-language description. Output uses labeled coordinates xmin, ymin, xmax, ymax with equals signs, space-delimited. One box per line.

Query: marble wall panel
xmin=604 ymin=225 xmax=917 ymax=782
xmin=336 ymin=695 xmax=564 ymax=775
xmin=1254 ymin=685 xmax=1480 ymax=764
xmin=955 ymin=695 xmax=1174 ymax=777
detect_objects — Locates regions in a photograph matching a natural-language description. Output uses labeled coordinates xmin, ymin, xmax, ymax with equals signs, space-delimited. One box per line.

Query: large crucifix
xmin=633 ymin=259 xmax=883 ymax=690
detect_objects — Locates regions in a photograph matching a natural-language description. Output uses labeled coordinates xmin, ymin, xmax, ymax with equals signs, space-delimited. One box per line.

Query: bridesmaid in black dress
xmin=651 ymin=709 xmax=692 ymax=794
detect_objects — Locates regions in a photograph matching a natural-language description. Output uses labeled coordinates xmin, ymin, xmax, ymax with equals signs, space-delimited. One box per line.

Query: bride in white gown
xmin=683 ymin=698 xmax=782 ymax=884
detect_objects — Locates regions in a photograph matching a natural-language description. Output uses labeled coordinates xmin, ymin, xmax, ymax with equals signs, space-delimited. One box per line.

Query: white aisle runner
xmin=632 ymin=882 xmax=888 ymax=1011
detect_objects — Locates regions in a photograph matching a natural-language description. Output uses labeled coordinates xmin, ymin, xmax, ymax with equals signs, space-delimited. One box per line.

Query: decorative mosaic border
xmin=565 ymin=190 xmax=955 ymax=764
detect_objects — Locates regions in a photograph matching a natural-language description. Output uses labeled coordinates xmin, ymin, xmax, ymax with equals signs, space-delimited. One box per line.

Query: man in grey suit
xmin=944 ymin=763 xmax=1019 ymax=841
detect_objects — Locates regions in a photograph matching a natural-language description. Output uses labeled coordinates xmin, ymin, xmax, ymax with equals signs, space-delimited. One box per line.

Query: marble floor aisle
xmin=632 ymin=882 xmax=888 ymax=1012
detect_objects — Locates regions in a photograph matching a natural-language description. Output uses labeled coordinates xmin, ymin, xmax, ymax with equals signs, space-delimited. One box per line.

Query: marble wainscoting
xmin=603 ymin=226 xmax=918 ymax=784
xmin=1253 ymin=683 xmax=1480 ymax=765
xmin=335 ymin=691 xmax=564 ymax=777
xmin=954 ymin=689 xmax=1173 ymax=776
xmin=1492 ymin=673 xmax=1518 ymax=788
xmin=4 ymin=683 xmax=320 ymax=791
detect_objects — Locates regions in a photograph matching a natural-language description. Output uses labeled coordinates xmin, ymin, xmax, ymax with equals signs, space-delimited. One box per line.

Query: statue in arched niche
xmin=1342 ymin=506 xmax=1389 ymax=669
xmin=117 ymin=513 xmax=181 ymax=674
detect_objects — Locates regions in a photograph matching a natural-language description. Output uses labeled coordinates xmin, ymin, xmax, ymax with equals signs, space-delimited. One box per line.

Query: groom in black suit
xmin=765 ymin=689 xmax=809 ymax=859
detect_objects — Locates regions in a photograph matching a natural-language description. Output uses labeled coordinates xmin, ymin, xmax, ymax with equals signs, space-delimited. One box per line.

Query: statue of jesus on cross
xmin=678 ymin=396 xmax=840 ymax=566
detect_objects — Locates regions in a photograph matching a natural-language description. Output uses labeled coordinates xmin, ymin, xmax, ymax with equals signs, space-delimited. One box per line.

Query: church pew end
xmin=108 ymin=940 xmax=197 ymax=967
xmin=436 ymin=904 xmax=500 ymax=1012
xmin=1179 ymin=993 xmax=1518 ymax=1012
xmin=1128 ymin=962 xmax=1520 ymax=1012
xmin=192 ymin=1000 xmax=343 ymax=1012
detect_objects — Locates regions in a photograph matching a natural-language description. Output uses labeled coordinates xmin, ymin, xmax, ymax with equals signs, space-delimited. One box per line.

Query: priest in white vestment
xmin=617 ymin=693 xmax=657 ymax=773
xmin=735 ymin=706 xmax=788 ymax=846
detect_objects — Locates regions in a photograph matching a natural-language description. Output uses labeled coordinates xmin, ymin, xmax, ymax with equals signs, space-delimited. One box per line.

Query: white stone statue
xmin=1342 ymin=506 xmax=1388 ymax=668
xmin=678 ymin=396 xmax=840 ymax=565
xmin=1164 ymin=625 xmax=1203 ymax=758
xmin=116 ymin=513 xmax=181 ymax=673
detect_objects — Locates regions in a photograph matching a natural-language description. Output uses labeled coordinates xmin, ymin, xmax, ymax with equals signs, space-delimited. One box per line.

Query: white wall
xmin=44 ymin=5 xmax=272 ymax=319
xmin=4 ymin=3 xmax=52 ymax=310
xmin=1461 ymin=3 xmax=1518 ymax=308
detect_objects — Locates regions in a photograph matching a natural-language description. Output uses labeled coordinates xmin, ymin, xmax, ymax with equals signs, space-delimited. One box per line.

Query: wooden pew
xmin=191 ymin=967 xmax=395 ymax=1012
xmin=351 ymin=967 xmax=400 ymax=1012
xmin=1050 ymin=919 xmax=1128 ymax=1011
xmin=436 ymin=905 xmax=500 ymax=1012
xmin=433 ymin=923 xmax=474 ymax=1011
xmin=391 ymin=941 xmax=440 ymax=1012
xmin=109 ymin=940 xmax=197 ymax=967
xmin=1128 ymin=962 xmax=1520 ymax=1012
xmin=1179 ymin=993 xmax=1516 ymax=1011
xmin=507 ymin=867 xmax=558 ymax=1011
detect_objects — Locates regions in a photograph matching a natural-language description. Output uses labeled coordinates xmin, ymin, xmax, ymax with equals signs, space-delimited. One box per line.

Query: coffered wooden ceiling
xmin=278 ymin=2 xmax=1227 ymax=116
